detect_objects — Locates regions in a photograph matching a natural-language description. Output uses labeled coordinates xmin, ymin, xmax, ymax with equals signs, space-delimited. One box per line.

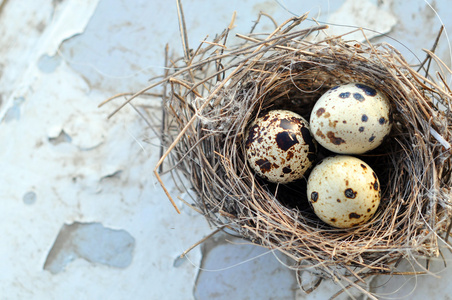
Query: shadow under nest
xmin=113 ymin=15 xmax=452 ymax=296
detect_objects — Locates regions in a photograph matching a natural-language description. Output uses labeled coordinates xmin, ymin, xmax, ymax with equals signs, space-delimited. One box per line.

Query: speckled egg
xmin=245 ymin=110 xmax=317 ymax=183
xmin=307 ymin=155 xmax=381 ymax=228
xmin=310 ymin=83 xmax=392 ymax=154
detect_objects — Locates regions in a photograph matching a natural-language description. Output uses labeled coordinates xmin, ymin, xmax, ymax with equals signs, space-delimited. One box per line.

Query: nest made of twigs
xmin=107 ymin=13 xmax=452 ymax=296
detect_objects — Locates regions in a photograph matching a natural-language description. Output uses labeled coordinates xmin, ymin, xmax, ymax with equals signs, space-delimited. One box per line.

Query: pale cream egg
xmin=307 ymin=155 xmax=381 ymax=228
xmin=310 ymin=83 xmax=392 ymax=154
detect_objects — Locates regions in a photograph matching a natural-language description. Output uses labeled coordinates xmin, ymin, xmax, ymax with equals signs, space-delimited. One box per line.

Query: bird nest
xmin=106 ymin=13 xmax=452 ymax=297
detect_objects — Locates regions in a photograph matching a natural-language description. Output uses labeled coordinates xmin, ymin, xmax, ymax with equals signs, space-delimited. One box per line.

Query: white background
xmin=1 ymin=0 xmax=451 ymax=299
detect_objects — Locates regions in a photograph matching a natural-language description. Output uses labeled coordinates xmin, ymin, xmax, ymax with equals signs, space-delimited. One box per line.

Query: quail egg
xmin=310 ymin=83 xmax=392 ymax=154
xmin=245 ymin=109 xmax=317 ymax=183
xmin=307 ymin=155 xmax=381 ymax=228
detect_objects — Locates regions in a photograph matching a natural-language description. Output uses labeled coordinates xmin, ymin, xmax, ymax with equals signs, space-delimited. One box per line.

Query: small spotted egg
xmin=245 ymin=110 xmax=317 ymax=184
xmin=307 ymin=155 xmax=381 ymax=228
xmin=310 ymin=83 xmax=392 ymax=154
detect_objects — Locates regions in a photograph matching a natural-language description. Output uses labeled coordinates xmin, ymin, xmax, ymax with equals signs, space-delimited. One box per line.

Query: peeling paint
xmin=325 ymin=0 xmax=397 ymax=41
xmin=38 ymin=54 xmax=62 ymax=73
xmin=0 ymin=1 xmax=451 ymax=299
xmin=22 ymin=191 xmax=37 ymax=205
xmin=43 ymin=222 xmax=135 ymax=274
xmin=48 ymin=129 xmax=72 ymax=145
xmin=173 ymin=255 xmax=187 ymax=268
xmin=64 ymin=115 xmax=106 ymax=150
xmin=0 ymin=0 xmax=99 ymax=122
xmin=3 ymin=96 xmax=24 ymax=123
xmin=194 ymin=233 xmax=296 ymax=300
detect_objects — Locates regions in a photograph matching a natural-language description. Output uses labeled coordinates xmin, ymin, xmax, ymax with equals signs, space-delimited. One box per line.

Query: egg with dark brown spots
xmin=307 ymin=155 xmax=381 ymax=228
xmin=310 ymin=83 xmax=392 ymax=154
xmin=245 ymin=110 xmax=317 ymax=183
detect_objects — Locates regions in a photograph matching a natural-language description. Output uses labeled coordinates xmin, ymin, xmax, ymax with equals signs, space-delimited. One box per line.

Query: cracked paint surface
xmin=43 ymin=222 xmax=135 ymax=274
xmin=1 ymin=0 xmax=452 ymax=299
xmin=194 ymin=233 xmax=297 ymax=300
xmin=0 ymin=1 xmax=209 ymax=299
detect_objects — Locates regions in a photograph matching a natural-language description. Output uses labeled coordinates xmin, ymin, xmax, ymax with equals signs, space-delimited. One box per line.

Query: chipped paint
xmin=44 ymin=222 xmax=135 ymax=274
xmin=1 ymin=0 xmax=452 ymax=299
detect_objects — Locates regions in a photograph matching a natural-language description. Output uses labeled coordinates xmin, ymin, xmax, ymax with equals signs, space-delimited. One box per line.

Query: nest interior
xmin=117 ymin=14 xmax=452 ymax=294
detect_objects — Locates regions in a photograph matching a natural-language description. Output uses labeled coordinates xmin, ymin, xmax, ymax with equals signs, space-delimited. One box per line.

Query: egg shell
xmin=307 ymin=155 xmax=381 ymax=228
xmin=310 ymin=83 xmax=392 ymax=154
xmin=245 ymin=110 xmax=317 ymax=184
